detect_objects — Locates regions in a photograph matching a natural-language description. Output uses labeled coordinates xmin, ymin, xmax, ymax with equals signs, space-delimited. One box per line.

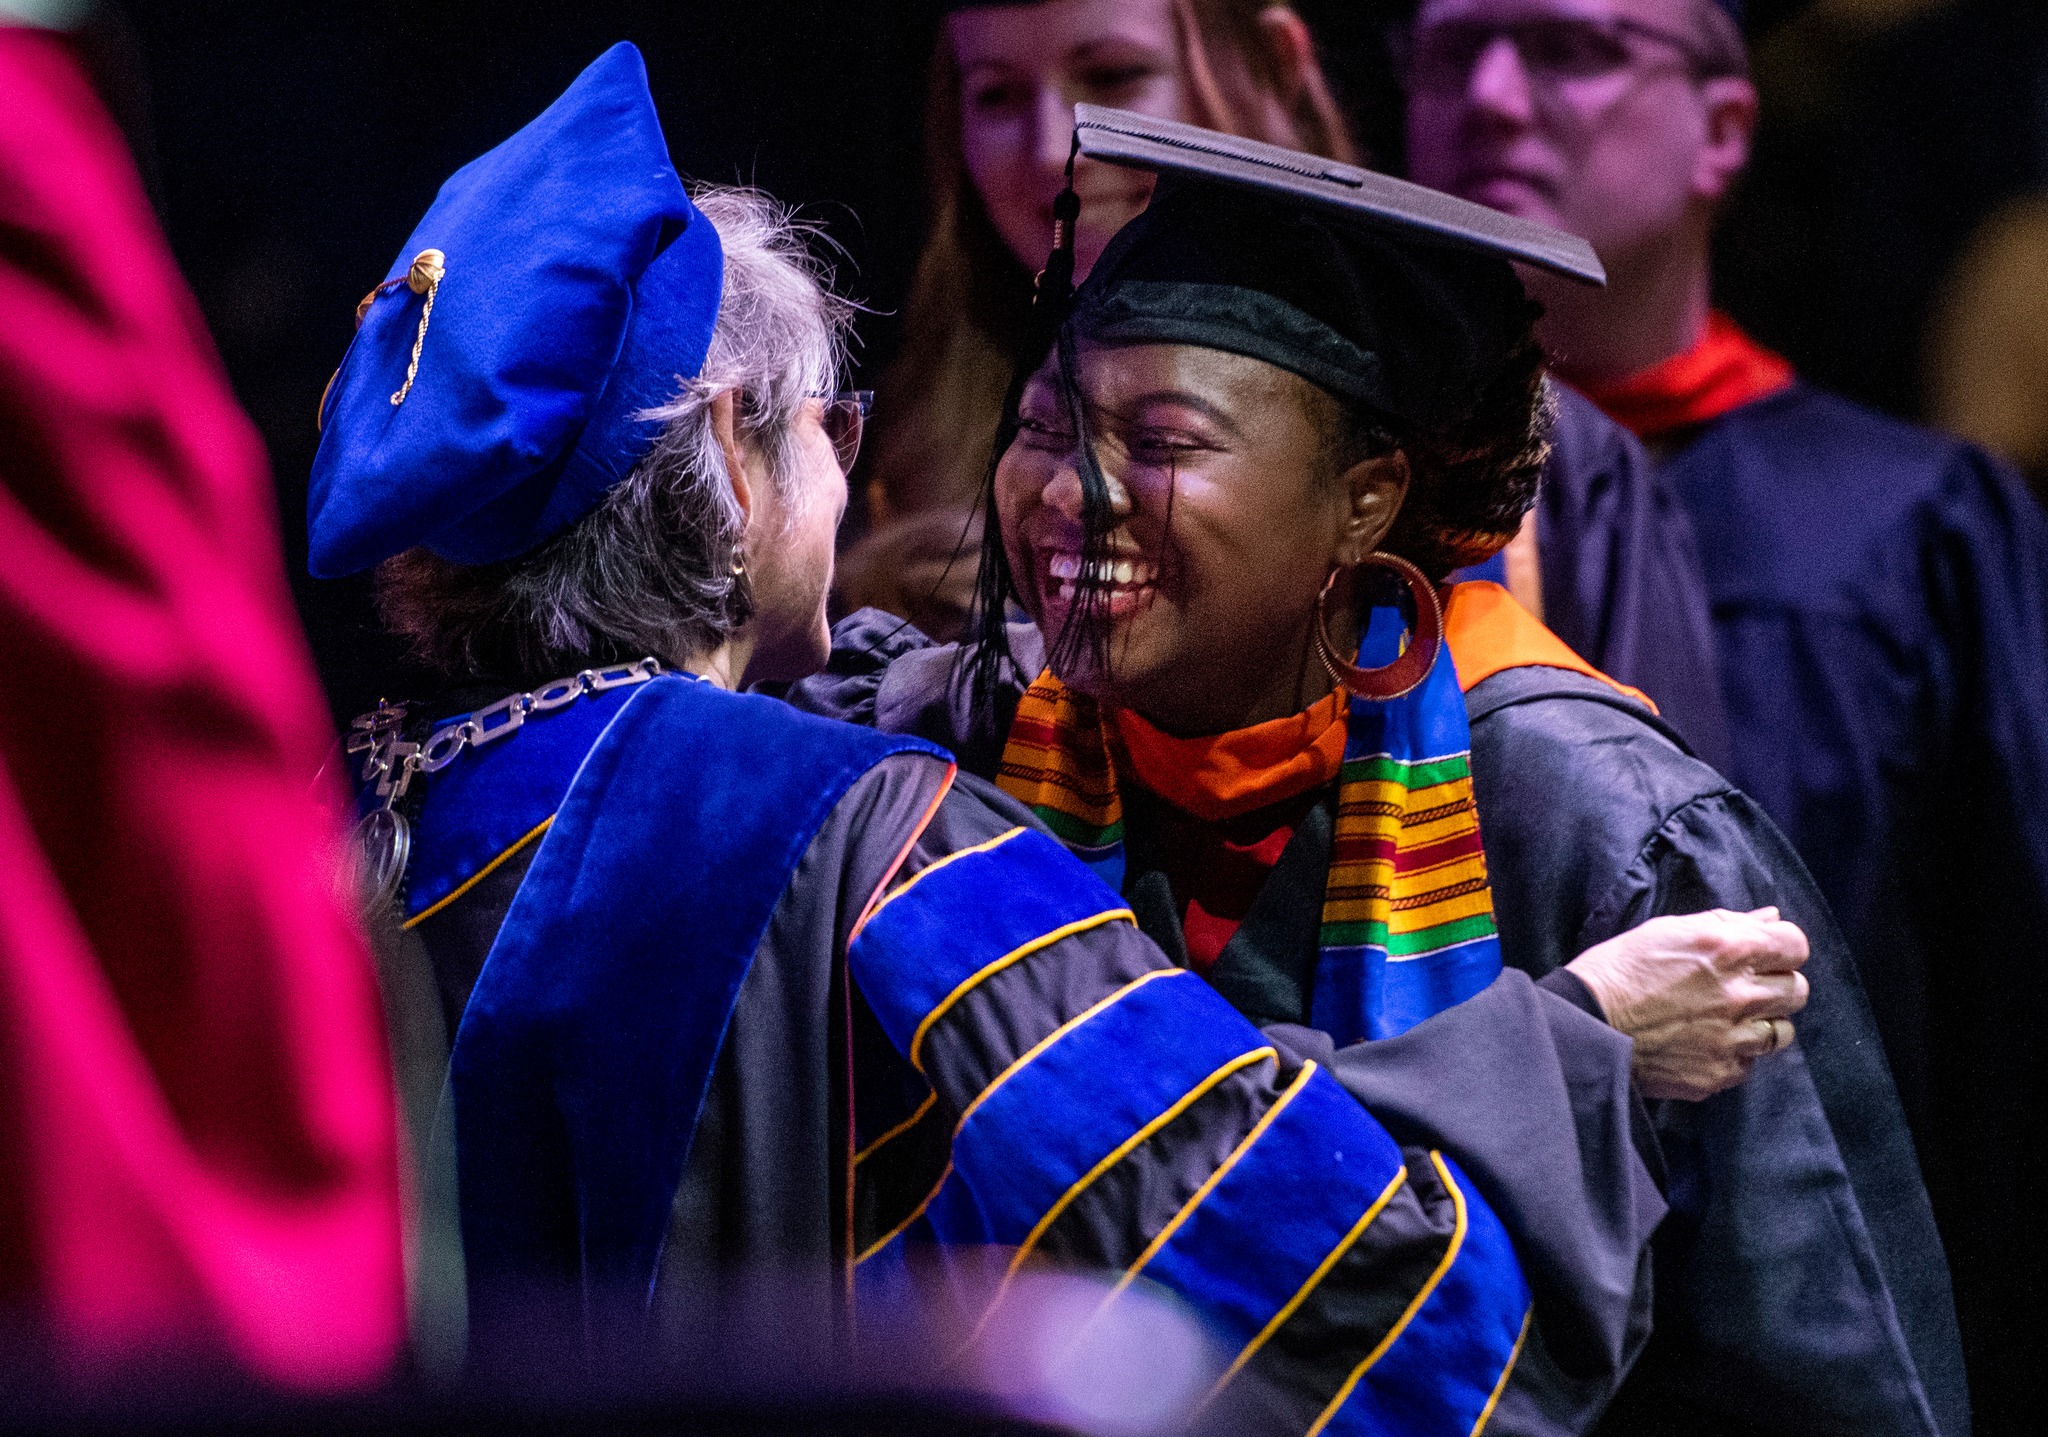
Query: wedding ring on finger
xmin=1747 ymin=1016 xmax=1796 ymax=1054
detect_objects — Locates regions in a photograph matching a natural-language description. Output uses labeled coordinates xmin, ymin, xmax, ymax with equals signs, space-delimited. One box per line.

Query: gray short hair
xmin=375 ymin=185 xmax=855 ymax=680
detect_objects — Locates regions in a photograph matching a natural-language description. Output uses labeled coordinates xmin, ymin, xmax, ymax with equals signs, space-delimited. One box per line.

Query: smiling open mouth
xmin=1046 ymin=551 xmax=1158 ymax=603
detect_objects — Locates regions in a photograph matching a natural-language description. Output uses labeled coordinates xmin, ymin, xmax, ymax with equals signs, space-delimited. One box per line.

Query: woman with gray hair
xmin=308 ymin=48 xmax=1064 ymax=1357
xmin=316 ymin=51 xmax=1811 ymax=1435
xmin=313 ymin=52 xmax=1629 ymax=1409
xmin=370 ymin=182 xmax=859 ymax=693
xmin=304 ymin=33 xmax=1072 ymax=1342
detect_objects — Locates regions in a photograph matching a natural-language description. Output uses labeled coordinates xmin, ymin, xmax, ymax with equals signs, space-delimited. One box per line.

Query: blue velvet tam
xmin=307 ymin=42 xmax=724 ymax=578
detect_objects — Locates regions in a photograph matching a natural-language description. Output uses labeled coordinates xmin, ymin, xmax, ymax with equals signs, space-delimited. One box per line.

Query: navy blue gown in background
xmin=1538 ymin=386 xmax=1732 ymax=774
xmin=1458 ymin=386 xmax=1732 ymax=772
xmin=1656 ymin=381 xmax=2048 ymax=1433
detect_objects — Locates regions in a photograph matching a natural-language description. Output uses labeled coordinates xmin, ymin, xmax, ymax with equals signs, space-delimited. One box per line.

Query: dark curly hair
xmin=1328 ymin=331 xmax=1553 ymax=579
xmin=962 ymin=319 xmax=1553 ymax=719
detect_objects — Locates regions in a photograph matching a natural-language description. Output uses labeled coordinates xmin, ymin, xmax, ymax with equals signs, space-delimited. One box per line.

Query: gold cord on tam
xmin=319 ymin=248 xmax=447 ymax=431
xmin=390 ymin=249 xmax=445 ymax=407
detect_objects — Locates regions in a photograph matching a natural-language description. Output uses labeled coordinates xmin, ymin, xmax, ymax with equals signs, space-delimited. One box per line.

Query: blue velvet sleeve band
xmin=849 ymin=824 xmax=1532 ymax=1434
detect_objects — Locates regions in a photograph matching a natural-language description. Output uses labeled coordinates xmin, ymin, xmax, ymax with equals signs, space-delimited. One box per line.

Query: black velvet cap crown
xmin=1064 ymin=106 xmax=1602 ymax=431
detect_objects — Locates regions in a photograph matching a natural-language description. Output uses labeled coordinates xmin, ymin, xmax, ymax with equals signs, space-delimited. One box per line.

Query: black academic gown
xmin=1458 ymin=386 xmax=1729 ymax=768
xmin=384 ymin=669 xmax=1655 ymax=1432
xmin=381 ymin=679 xmax=966 ymax=1373
xmin=789 ymin=609 xmax=1964 ymax=1437
xmin=1537 ymin=386 xmax=1730 ymax=773
xmin=1653 ymin=382 xmax=2048 ymax=1434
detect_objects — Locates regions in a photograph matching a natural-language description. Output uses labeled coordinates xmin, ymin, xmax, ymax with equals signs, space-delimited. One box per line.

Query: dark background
xmin=101 ymin=0 xmax=2048 ymax=722
xmin=114 ymin=1 xmax=950 ymax=719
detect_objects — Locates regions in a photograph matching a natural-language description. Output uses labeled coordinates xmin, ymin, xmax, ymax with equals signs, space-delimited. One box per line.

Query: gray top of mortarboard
xmin=1073 ymin=103 xmax=1605 ymax=286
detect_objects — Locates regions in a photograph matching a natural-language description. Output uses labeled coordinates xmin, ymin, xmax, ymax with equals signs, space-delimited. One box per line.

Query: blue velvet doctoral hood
xmin=439 ymin=676 xmax=945 ymax=1339
xmin=307 ymin=42 xmax=724 ymax=576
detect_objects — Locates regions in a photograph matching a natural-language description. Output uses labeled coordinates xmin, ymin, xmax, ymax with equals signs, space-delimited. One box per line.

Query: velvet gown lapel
xmin=447 ymin=675 xmax=943 ymax=1345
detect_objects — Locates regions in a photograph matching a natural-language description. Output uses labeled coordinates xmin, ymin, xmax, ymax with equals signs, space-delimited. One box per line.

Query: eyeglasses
xmin=1396 ymin=16 xmax=1713 ymax=95
xmin=814 ymin=389 xmax=873 ymax=475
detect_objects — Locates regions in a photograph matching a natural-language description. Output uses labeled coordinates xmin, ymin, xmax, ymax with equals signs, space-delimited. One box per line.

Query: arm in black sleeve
xmin=773 ymin=607 xmax=938 ymax=729
xmin=1585 ymin=791 xmax=1963 ymax=1437
xmin=779 ymin=609 xmax=1044 ymax=777
xmin=1468 ymin=669 xmax=1964 ymax=1435
xmin=1267 ymin=969 xmax=1664 ymax=1435
xmin=1537 ymin=965 xmax=1604 ymax=1018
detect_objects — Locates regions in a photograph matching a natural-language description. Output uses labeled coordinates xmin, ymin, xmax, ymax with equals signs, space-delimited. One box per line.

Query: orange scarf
xmin=1111 ymin=689 xmax=1347 ymax=823
xmin=1106 ymin=582 xmax=1652 ymax=823
xmin=1575 ymin=311 xmax=1795 ymax=440
xmin=995 ymin=583 xmax=1649 ymax=1011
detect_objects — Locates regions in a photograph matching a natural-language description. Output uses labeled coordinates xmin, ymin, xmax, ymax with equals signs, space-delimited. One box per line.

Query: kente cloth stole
xmin=997 ymin=605 xmax=1503 ymax=1042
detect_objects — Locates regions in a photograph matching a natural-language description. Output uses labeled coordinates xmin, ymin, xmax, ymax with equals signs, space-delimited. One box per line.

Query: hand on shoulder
xmin=1567 ymin=907 xmax=1811 ymax=1102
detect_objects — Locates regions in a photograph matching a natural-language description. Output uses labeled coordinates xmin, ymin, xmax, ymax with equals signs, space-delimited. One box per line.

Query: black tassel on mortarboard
xmin=1036 ymin=182 xmax=1082 ymax=319
xmin=1034 ymin=138 xmax=1124 ymax=686
xmin=966 ymin=134 xmax=1118 ymax=716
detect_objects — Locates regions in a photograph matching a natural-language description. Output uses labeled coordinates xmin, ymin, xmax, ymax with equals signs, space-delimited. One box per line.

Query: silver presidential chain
xmin=338 ymin=656 xmax=664 ymax=913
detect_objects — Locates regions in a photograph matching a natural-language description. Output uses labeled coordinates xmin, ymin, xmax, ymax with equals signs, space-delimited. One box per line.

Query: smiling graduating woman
xmin=311 ymin=46 xmax=1717 ymax=1433
xmin=842 ymin=0 xmax=1733 ymax=774
xmin=795 ymin=108 xmax=1955 ymax=1434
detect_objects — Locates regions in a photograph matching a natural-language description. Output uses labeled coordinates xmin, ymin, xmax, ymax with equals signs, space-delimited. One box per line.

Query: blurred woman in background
xmin=843 ymin=0 xmax=1731 ymax=766
xmin=841 ymin=0 xmax=1353 ymax=634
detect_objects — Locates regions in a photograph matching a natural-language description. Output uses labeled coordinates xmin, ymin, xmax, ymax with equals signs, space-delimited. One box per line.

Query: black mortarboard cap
xmin=1064 ymin=105 xmax=1601 ymax=430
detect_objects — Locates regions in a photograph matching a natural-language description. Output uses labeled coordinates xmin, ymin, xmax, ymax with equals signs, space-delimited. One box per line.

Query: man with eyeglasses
xmin=1404 ymin=1 xmax=2048 ymax=1434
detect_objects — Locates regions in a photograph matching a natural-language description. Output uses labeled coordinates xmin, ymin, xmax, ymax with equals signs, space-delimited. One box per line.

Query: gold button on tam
xmin=407 ymin=249 xmax=446 ymax=294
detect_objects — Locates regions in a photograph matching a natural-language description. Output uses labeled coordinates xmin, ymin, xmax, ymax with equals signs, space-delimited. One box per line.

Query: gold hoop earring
xmin=730 ymin=547 xmax=746 ymax=578
xmin=1313 ymin=552 xmax=1444 ymax=702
